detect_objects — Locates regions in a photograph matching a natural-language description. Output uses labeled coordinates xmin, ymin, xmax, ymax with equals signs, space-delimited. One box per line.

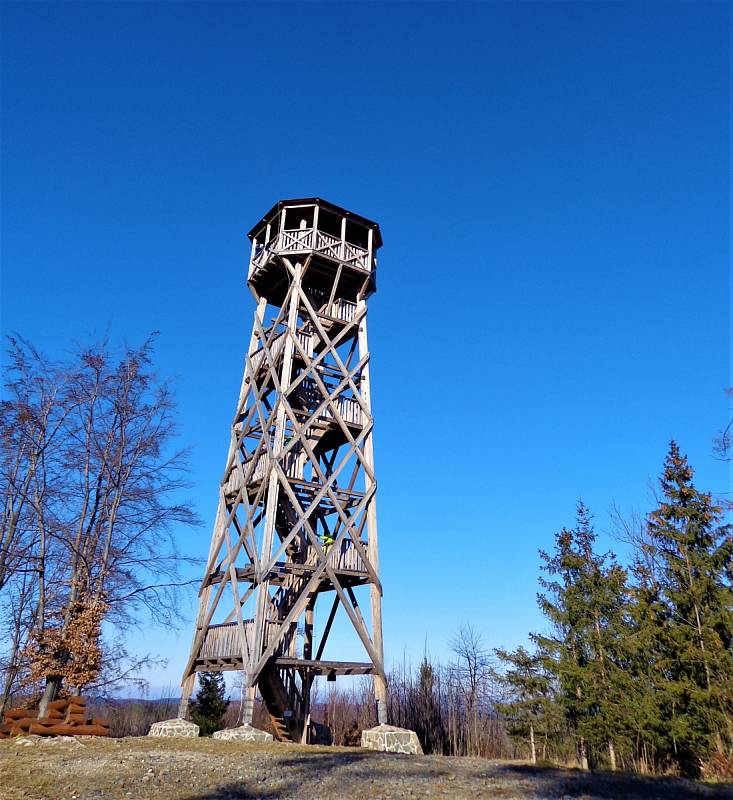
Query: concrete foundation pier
xmin=148 ymin=718 xmax=200 ymax=738
xmin=361 ymin=724 xmax=423 ymax=755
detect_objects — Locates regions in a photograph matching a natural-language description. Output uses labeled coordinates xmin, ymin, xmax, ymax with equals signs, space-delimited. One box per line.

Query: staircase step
xmin=258 ymin=664 xmax=304 ymax=743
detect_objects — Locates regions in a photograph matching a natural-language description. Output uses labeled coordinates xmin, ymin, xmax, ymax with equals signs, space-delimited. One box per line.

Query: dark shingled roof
xmin=247 ymin=198 xmax=383 ymax=249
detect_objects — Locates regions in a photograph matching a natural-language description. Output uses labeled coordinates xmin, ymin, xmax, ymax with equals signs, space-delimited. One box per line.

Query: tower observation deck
xmin=179 ymin=198 xmax=388 ymax=742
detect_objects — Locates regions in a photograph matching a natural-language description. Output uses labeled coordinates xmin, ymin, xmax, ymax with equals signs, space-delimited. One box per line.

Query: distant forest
xmin=1 ymin=335 xmax=731 ymax=780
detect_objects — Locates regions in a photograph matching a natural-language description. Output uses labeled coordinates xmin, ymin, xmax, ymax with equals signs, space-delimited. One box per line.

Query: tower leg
xmin=241 ymin=685 xmax=256 ymax=726
xmin=357 ymin=298 xmax=389 ymax=725
xmin=178 ymin=672 xmax=196 ymax=719
xmin=300 ymin=676 xmax=312 ymax=744
xmin=300 ymin=600 xmax=315 ymax=743
xmin=370 ymin=580 xmax=387 ymax=723
xmin=177 ymin=295 xmax=267 ymax=724
xmin=250 ymin=267 xmax=302 ymax=683
xmin=304 ymin=601 xmax=314 ymax=660
xmin=375 ymin=675 xmax=388 ymax=725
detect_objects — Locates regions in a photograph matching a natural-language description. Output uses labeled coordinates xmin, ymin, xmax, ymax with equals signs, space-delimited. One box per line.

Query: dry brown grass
xmin=703 ymin=754 xmax=733 ymax=782
xmin=0 ymin=735 xmax=730 ymax=800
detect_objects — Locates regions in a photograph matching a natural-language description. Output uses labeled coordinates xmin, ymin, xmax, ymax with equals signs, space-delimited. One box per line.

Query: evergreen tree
xmin=573 ymin=507 xmax=631 ymax=771
xmin=413 ymin=657 xmax=445 ymax=754
xmin=513 ymin=445 xmax=733 ymax=776
xmin=640 ymin=441 xmax=733 ymax=776
xmin=189 ymin=671 xmax=229 ymax=736
xmin=532 ymin=502 xmax=630 ymax=770
xmin=493 ymin=646 xmax=560 ymax=763
xmin=623 ymin=553 xmax=670 ymax=773
xmin=532 ymin=506 xmax=591 ymax=769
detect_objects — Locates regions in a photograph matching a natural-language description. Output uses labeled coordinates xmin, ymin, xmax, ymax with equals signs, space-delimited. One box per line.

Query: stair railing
xmin=279 ymin=667 xmax=305 ymax=733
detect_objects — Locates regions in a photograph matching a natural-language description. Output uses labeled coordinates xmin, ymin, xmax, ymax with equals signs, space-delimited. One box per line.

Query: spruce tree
xmin=494 ymin=646 xmax=559 ymax=763
xmin=641 ymin=441 xmax=733 ymax=776
xmin=573 ymin=506 xmax=631 ymax=771
xmin=624 ymin=553 xmax=669 ymax=773
xmin=413 ymin=658 xmax=444 ymax=754
xmin=189 ymin=671 xmax=229 ymax=736
xmin=532 ymin=502 xmax=630 ymax=770
xmin=532 ymin=506 xmax=592 ymax=769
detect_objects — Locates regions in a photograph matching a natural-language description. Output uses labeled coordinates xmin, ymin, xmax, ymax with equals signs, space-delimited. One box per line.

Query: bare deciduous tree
xmin=0 ymin=335 xmax=200 ymax=712
xmin=450 ymin=623 xmax=496 ymax=756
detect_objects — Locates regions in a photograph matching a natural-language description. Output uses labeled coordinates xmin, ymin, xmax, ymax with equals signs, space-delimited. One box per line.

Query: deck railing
xmin=223 ymin=449 xmax=303 ymax=496
xmin=294 ymin=380 xmax=364 ymax=428
xmin=252 ymin=450 xmax=303 ymax=482
xmin=323 ymin=298 xmax=357 ymax=323
xmin=326 ymin=395 xmax=363 ymax=426
xmin=201 ymin=620 xmax=254 ymax=661
xmin=279 ymin=228 xmax=314 ymax=252
xmin=301 ymin=291 xmax=356 ymax=325
xmin=251 ymin=228 xmax=372 ymax=273
xmin=306 ymin=539 xmax=367 ymax=573
xmin=200 ymin=613 xmax=294 ymax=661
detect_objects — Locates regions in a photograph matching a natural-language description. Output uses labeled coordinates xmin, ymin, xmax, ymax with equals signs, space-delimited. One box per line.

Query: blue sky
xmin=2 ymin=1 xmax=730 ymax=693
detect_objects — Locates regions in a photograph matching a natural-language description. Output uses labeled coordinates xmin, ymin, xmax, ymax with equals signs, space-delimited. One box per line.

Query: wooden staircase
xmin=259 ymin=559 xmax=308 ymax=743
xmin=258 ymin=661 xmax=304 ymax=743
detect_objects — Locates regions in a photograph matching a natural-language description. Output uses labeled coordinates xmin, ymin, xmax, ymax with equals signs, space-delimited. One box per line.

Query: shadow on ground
xmin=495 ymin=763 xmax=733 ymax=800
xmin=182 ymin=750 xmax=733 ymax=800
xmin=183 ymin=752 xmax=376 ymax=799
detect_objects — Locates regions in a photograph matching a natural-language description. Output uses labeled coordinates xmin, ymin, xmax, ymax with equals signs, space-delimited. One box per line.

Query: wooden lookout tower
xmin=179 ymin=198 xmax=388 ymax=742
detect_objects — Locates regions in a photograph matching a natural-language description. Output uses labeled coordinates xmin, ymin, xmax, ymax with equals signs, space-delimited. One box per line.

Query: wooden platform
xmin=205 ymin=562 xmax=372 ymax=590
xmin=194 ymin=653 xmax=375 ymax=676
xmin=274 ymin=658 xmax=374 ymax=676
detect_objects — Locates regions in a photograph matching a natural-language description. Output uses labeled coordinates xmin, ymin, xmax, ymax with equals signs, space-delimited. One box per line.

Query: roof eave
xmin=246 ymin=197 xmax=383 ymax=249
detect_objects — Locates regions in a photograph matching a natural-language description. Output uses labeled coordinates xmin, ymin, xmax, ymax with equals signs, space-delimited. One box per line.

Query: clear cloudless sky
xmin=2 ymin=1 xmax=731 ymax=693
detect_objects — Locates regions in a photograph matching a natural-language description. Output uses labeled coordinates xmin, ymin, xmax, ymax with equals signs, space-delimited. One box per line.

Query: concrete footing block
xmin=148 ymin=718 xmax=200 ymax=738
xmin=361 ymin=724 xmax=423 ymax=755
xmin=212 ymin=724 xmax=274 ymax=742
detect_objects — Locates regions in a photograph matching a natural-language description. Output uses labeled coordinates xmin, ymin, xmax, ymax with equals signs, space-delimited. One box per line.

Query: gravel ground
xmin=0 ymin=736 xmax=731 ymax=800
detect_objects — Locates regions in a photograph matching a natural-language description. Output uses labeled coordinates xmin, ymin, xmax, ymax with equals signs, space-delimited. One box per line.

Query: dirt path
xmin=0 ymin=736 xmax=730 ymax=800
